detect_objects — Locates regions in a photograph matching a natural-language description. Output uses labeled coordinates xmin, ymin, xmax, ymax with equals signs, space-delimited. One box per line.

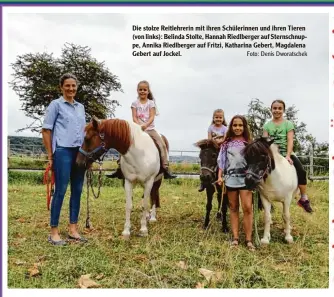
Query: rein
xmin=85 ymin=160 xmax=105 ymax=229
xmin=252 ymin=190 xmax=261 ymax=247
xmin=43 ymin=163 xmax=55 ymax=210
xmin=79 ymin=130 xmax=108 ymax=229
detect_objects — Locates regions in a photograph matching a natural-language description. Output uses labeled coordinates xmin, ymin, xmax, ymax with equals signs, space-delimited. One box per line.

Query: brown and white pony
xmin=76 ymin=117 xmax=166 ymax=239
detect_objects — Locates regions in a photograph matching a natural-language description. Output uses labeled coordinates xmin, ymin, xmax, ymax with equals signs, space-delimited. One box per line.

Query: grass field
xmin=7 ymin=172 xmax=329 ymax=288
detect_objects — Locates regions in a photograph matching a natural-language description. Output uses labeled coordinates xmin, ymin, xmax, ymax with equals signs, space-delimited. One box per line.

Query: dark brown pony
xmin=195 ymin=139 xmax=229 ymax=232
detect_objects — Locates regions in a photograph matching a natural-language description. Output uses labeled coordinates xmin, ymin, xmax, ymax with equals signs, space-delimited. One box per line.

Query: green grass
xmin=7 ymin=174 xmax=329 ymax=288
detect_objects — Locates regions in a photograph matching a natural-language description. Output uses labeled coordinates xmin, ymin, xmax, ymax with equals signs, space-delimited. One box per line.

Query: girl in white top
xmin=108 ymin=80 xmax=176 ymax=179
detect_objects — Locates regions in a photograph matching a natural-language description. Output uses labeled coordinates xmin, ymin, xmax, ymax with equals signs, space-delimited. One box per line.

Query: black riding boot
xmin=163 ymin=167 xmax=177 ymax=179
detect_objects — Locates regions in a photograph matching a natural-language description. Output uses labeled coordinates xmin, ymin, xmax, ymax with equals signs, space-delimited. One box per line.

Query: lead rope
xmin=253 ymin=190 xmax=261 ymax=247
xmin=85 ymin=161 xmax=104 ymax=229
xmin=43 ymin=163 xmax=55 ymax=210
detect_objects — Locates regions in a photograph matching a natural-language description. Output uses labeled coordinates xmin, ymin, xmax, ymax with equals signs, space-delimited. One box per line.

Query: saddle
xmin=148 ymin=133 xmax=165 ymax=173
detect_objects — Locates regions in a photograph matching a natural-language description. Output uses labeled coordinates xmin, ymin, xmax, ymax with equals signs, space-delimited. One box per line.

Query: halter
xmin=200 ymin=147 xmax=218 ymax=175
xmin=79 ymin=132 xmax=109 ymax=163
xmin=246 ymin=155 xmax=272 ymax=181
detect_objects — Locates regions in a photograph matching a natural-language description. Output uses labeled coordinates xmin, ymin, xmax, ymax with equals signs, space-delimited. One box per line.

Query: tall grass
xmin=7 ymin=173 xmax=328 ymax=288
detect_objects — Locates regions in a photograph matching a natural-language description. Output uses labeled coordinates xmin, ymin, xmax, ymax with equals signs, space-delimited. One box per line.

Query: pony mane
xmin=195 ymin=139 xmax=220 ymax=150
xmin=100 ymin=119 xmax=132 ymax=155
xmin=243 ymin=137 xmax=274 ymax=161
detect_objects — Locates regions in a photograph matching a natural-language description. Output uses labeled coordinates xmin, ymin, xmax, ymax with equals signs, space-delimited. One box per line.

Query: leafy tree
xmin=9 ymin=43 xmax=123 ymax=133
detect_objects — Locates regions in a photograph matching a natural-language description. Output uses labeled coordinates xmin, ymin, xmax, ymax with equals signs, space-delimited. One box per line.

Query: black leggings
xmin=290 ymin=154 xmax=307 ymax=185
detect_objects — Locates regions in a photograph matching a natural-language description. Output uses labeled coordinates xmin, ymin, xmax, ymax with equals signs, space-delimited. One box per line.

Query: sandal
xmin=48 ymin=235 xmax=67 ymax=246
xmin=68 ymin=234 xmax=88 ymax=243
xmin=245 ymin=240 xmax=256 ymax=251
xmin=230 ymin=238 xmax=239 ymax=248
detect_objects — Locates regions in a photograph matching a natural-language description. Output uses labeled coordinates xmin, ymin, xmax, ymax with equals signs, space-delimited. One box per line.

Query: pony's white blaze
xmin=258 ymin=144 xmax=298 ymax=244
xmin=120 ymin=122 xmax=160 ymax=238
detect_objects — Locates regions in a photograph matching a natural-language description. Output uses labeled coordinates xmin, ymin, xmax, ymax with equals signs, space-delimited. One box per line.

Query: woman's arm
xmin=42 ymin=129 xmax=53 ymax=167
xmin=263 ymin=130 xmax=269 ymax=137
xmin=286 ymin=130 xmax=294 ymax=157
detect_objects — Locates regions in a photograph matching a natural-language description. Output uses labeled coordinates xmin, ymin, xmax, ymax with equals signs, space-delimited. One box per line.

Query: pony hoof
xmin=260 ymin=238 xmax=270 ymax=245
xmin=149 ymin=217 xmax=157 ymax=222
xmin=285 ymin=236 xmax=294 ymax=244
xmin=139 ymin=229 xmax=148 ymax=237
xmin=122 ymin=233 xmax=130 ymax=240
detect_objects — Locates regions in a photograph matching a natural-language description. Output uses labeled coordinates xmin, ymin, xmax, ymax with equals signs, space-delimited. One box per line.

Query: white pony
xmin=243 ymin=137 xmax=298 ymax=244
xmin=76 ymin=117 xmax=166 ymax=239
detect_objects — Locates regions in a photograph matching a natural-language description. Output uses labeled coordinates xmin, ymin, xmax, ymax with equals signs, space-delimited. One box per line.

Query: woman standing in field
xmin=42 ymin=73 xmax=87 ymax=246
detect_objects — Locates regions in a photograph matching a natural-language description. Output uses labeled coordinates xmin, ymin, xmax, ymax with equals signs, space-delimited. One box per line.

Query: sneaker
xmin=297 ymin=199 xmax=313 ymax=213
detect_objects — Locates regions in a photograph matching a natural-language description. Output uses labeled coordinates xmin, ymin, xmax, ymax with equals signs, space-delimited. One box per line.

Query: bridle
xmin=79 ymin=131 xmax=109 ymax=163
xmin=78 ymin=126 xmax=109 ymax=229
xmin=200 ymin=148 xmax=218 ymax=176
xmin=245 ymin=155 xmax=272 ymax=181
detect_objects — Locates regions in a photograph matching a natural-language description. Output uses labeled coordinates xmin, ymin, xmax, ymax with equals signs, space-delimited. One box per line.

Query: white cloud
xmin=5 ymin=12 xmax=328 ymax=150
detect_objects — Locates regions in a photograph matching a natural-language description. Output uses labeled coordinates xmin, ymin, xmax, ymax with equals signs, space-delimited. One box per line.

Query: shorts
xmin=226 ymin=186 xmax=248 ymax=192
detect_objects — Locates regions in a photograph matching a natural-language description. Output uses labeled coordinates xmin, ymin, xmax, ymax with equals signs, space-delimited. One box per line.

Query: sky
xmin=4 ymin=12 xmax=329 ymax=151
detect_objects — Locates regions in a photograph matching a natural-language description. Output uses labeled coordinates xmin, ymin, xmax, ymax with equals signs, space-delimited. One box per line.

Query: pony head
xmin=195 ymin=139 xmax=220 ymax=186
xmin=243 ymin=137 xmax=275 ymax=190
xmin=76 ymin=116 xmax=108 ymax=168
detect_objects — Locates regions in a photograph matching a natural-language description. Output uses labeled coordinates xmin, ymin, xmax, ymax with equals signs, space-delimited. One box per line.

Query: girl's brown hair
xmin=211 ymin=109 xmax=228 ymax=126
xmin=223 ymin=115 xmax=253 ymax=144
xmin=271 ymin=99 xmax=286 ymax=111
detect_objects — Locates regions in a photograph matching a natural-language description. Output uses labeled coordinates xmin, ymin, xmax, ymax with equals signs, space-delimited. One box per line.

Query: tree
xmin=10 ymin=43 xmax=123 ymax=133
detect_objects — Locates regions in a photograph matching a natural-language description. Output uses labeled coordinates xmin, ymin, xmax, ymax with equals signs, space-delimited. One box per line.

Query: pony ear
xmin=267 ymin=137 xmax=275 ymax=146
xmin=92 ymin=116 xmax=100 ymax=130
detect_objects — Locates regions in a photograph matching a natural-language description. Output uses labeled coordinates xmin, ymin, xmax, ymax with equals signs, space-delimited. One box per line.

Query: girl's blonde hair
xmin=211 ymin=109 xmax=227 ymax=126
xmin=137 ymin=80 xmax=159 ymax=115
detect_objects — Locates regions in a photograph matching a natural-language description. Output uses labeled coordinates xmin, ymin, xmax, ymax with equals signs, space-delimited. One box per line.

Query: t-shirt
xmin=218 ymin=139 xmax=247 ymax=188
xmin=131 ymin=99 xmax=156 ymax=130
xmin=208 ymin=124 xmax=227 ymax=138
xmin=263 ymin=120 xmax=294 ymax=156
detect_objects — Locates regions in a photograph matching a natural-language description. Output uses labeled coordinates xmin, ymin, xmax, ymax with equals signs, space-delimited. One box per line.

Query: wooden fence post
xmin=309 ymin=145 xmax=314 ymax=177
xmin=8 ymin=138 xmax=10 ymax=168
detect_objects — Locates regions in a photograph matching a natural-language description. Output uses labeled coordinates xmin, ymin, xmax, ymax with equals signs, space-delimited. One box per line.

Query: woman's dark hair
xmin=59 ymin=73 xmax=79 ymax=87
xmin=271 ymin=99 xmax=286 ymax=111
